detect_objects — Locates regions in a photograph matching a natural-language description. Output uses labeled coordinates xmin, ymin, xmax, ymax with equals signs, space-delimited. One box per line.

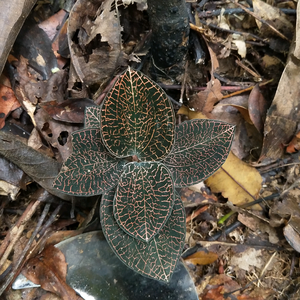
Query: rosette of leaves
xmin=53 ymin=67 xmax=235 ymax=282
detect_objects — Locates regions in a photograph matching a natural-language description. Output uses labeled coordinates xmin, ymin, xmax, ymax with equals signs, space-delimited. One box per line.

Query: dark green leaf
xmin=100 ymin=67 xmax=175 ymax=161
xmin=101 ymin=189 xmax=186 ymax=282
xmin=114 ymin=162 xmax=174 ymax=242
xmin=84 ymin=106 xmax=101 ymax=129
xmin=163 ymin=119 xmax=235 ymax=187
xmin=53 ymin=128 xmax=125 ymax=196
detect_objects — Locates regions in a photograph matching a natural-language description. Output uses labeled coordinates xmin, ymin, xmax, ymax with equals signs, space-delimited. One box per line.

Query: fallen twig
xmin=0 ymin=202 xmax=50 ymax=295
xmin=233 ymin=1 xmax=291 ymax=42
xmin=186 ymin=205 xmax=209 ymax=223
xmin=196 ymin=7 xmax=296 ymax=19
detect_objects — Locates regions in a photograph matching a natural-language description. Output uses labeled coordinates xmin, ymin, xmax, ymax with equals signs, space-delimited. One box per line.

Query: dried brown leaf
xmin=283 ymin=216 xmax=300 ymax=253
xmin=189 ymin=78 xmax=223 ymax=114
xmin=0 ymin=84 xmax=20 ymax=129
xmin=248 ymin=85 xmax=267 ymax=133
xmin=286 ymin=131 xmax=300 ymax=153
xmin=22 ymin=245 xmax=83 ymax=300
xmin=252 ymin=0 xmax=294 ymax=40
xmin=68 ymin=0 xmax=127 ymax=86
xmin=40 ymin=98 xmax=96 ymax=124
xmin=35 ymin=108 xmax=79 ymax=161
xmin=258 ymin=2 xmax=299 ymax=162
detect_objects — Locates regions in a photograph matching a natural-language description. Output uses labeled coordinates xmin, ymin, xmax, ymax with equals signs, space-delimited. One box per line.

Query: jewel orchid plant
xmin=53 ymin=67 xmax=235 ymax=282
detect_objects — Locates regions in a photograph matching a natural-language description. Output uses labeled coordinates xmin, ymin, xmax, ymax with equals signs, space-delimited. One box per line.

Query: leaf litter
xmin=1 ymin=0 xmax=300 ymax=299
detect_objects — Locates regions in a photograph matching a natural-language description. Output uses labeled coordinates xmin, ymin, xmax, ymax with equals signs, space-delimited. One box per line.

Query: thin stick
xmin=221 ymin=166 xmax=257 ymax=201
xmin=186 ymin=205 xmax=209 ymax=223
xmin=0 ymin=203 xmax=50 ymax=295
xmin=233 ymin=1 xmax=291 ymax=42
xmin=235 ymin=59 xmax=262 ymax=80
xmin=159 ymin=83 xmax=253 ymax=92
xmin=193 ymin=20 xmax=266 ymax=43
xmin=197 ymin=7 xmax=296 ymax=18
xmin=0 ymin=200 xmax=41 ymax=270
xmin=222 ymin=79 xmax=273 ymax=99
xmin=260 ymin=252 xmax=277 ymax=278
xmin=38 ymin=202 xmax=63 ymax=237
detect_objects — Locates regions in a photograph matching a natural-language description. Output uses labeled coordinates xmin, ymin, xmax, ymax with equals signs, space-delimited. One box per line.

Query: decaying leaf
xmin=201 ymin=274 xmax=268 ymax=300
xmin=286 ymin=131 xmax=300 ymax=153
xmin=189 ymin=78 xmax=223 ymax=114
xmin=248 ymin=84 xmax=267 ymax=133
xmin=180 ymin=185 xmax=218 ymax=208
xmin=283 ymin=216 xmax=300 ymax=253
xmin=68 ymin=0 xmax=126 ymax=86
xmin=13 ymin=19 xmax=58 ymax=80
xmin=230 ymin=248 xmax=264 ymax=272
xmin=259 ymin=4 xmax=299 ymax=162
xmin=40 ymin=98 xmax=96 ymax=124
xmin=205 ymin=152 xmax=262 ymax=208
xmin=0 ymin=130 xmax=74 ymax=201
xmin=189 ymin=43 xmax=223 ymax=114
xmin=35 ymin=108 xmax=79 ymax=161
xmin=0 ymin=84 xmax=20 ymax=129
xmin=22 ymin=245 xmax=83 ymax=300
xmin=252 ymin=0 xmax=294 ymax=40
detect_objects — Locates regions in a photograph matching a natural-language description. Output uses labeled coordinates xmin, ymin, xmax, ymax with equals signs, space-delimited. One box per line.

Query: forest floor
xmin=1 ymin=1 xmax=300 ymax=299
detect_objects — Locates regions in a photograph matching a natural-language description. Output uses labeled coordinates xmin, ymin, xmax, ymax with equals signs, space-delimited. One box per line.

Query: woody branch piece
xmin=147 ymin=0 xmax=190 ymax=75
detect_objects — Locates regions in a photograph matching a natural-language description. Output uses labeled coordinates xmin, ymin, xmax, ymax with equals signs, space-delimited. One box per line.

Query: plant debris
xmin=1 ymin=0 xmax=300 ymax=299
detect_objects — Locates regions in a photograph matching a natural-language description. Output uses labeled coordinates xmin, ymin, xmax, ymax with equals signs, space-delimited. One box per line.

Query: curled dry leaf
xmin=189 ymin=43 xmax=222 ymax=114
xmin=189 ymin=78 xmax=223 ymax=114
xmin=219 ymin=95 xmax=253 ymax=125
xmin=22 ymin=245 xmax=83 ymax=300
xmin=248 ymin=84 xmax=267 ymax=133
